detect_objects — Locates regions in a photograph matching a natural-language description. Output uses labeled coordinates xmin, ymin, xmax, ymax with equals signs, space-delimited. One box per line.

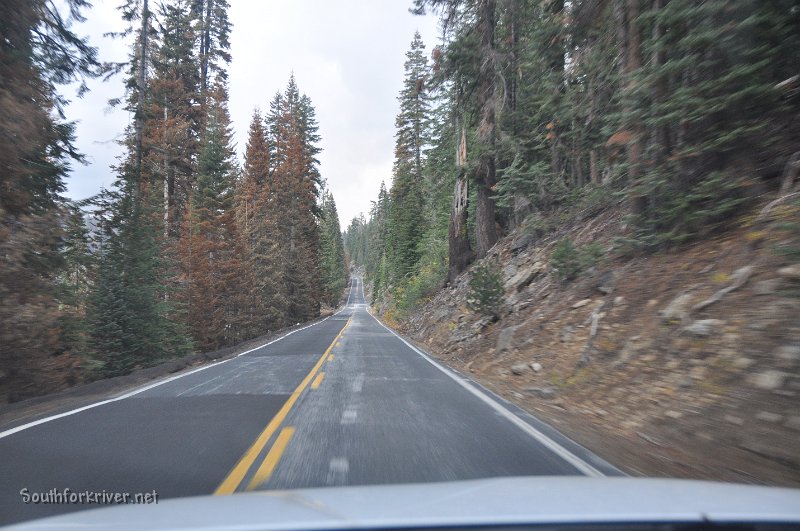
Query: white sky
xmin=62 ymin=0 xmax=440 ymax=227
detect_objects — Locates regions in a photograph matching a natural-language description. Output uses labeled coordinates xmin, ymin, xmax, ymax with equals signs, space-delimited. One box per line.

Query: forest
xmin=344 ymin=0 xmax=800 ymax=318
xmin=0 ymin=0 xmax=347 ymax=401
xmin=2 ymin=0 xmax=799 ymax=404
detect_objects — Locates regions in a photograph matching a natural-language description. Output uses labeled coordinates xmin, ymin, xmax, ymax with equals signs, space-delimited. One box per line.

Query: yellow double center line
xmin=214 ymin=316 xmax=350 ymax=494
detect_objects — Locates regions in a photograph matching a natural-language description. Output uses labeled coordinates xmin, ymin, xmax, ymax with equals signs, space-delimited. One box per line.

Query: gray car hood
xmin=7 ymin=477 xmax=800 ymax=530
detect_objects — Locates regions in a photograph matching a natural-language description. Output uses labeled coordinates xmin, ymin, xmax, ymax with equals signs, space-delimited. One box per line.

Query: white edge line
xmin=365 ymin=305 xmax=605 ymax=478
xmin=0 ymin=285 xmax=359 ymax=441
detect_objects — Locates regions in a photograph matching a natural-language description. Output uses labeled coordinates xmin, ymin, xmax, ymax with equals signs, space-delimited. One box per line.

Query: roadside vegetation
xmin=0 ymin=0 xmax=347 ymax=401
xmin=343 ymin=0 xmax=799 ymax=320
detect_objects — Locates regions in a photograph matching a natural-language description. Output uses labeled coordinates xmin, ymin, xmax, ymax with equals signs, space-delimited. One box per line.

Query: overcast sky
xmin=62 ymin=0 xmax=440 ymax=227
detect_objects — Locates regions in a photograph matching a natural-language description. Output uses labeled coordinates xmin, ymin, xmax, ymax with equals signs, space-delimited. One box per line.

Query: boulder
xmin=660 ymin=292 xmax=693 ymax=322
xmin=753 ymin=278 xmax=782 ymax=295
xmin=524 ymin=386 xmax=556 ymax=399
xmin=511 ymin=363 xmax=528 ymax=375
xmin=530 ymin=362 xmax=542 ymax=372
xmin=595 ymin=271 xmax=615 ymax=295
xmin=683 ymin=319 xmax=724 ymax=337
xmin=571 ymin=299 xmax=592 ymax=309
xmin=778 ymin=265 xmax=800 ymax=280
xmin=510 ymin=232 xmax=534 ymax=254
xmin=560 ymin=325 xmax=575 ymax=343
xmin=749 ymin=370 xmax=787 ymax=390
xmin=471 ymin=317 xmax=492 ymax=331
xmin=496 ymin=326 xmax=519 ymax=352
xmin=506 ymin=262 xmax=545 ymax=292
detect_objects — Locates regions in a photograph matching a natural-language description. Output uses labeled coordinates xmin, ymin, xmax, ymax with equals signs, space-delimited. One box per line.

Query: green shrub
xmin=551 ymin=238 xmax=581 ymax=280
xmin=629 ymin=169 xmax=747 ymax=249
xmin=467 ymin=260 xmax=504 ymax=318
xmin=551 ymin=238 xmax=605 ymax=280
xmin=393 ymin=257 xmax=447 ymax=316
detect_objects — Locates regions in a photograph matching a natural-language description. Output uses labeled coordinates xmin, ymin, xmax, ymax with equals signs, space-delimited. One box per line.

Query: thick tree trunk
xmin=475 ymin=167 xmax=497 ymax=257
xmin=448 ymin=126 xmax=472 ymax=283
xmin=474 ymin=0 xmax=498 ymax=258
xmin=625 ymin=0 xmax=646 ymax=216
xmin=448 ymin=169 xmax=471 ymax=284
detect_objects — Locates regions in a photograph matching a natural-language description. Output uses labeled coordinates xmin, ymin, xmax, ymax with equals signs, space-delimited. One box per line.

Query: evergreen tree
xmin=319 ymin=191 xmax=348 ymax=306
xmin=88 ymin=180 xmax=191 ymax=377
xmin=87 ymin=0 xmax=197 ymax=377
xmin=149 ymin=0 xmax=202 ymax=236
xmin=268 ymin=77 xmax=324 ymax=321
xmin=628 ymin=0 xmax=800 ymax=244
xmin=191 ymin=0 xmax=232 ymax=101
xmin=237 ymin=109 xmax=285 ymax=331
xmin=180 ymin=83 xmax=244 ymax=348
xmin=0 ymin=0 xmax=99 ymax=400
xmin=368 ymin=182 xmax=391 ymax=299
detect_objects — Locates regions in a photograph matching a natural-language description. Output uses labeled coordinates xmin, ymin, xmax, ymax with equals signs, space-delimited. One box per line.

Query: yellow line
xmin=246 ymin=427 xmax=295 ymax=490
xmin=328 ymin=354 xmax=334 ymax=362
xmin=214 ymin=317 xmax=351 ymax=495
xmin=311 ymin=372 xmax=325 ymax=390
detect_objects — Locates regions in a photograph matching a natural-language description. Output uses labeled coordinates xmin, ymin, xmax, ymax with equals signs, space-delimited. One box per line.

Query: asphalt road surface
xmin=0 ymin=276 xmax=620 ymax=526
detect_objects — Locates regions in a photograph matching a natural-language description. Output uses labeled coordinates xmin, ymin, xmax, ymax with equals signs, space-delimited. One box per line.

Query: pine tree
xmin=0 ymin=0 xmax=99 ymax=400
xmin=237 ymin=110 xmax=285 ymax=331
xmin=319 ymin=191 xmax=348 ymax=306
xmin=88 ymin=180 xmax=191 ymax=377
xmin=268 ymin=77 xmax=324 ymax=321
xmin=180 ymin=83 xmax=243 ymax=348
xmin=191 ymin=0 xmax=232 ymax=102
xmin=149 ymin=0 xmax=202 ymax=236
xmin=87 ymin=0 xmax=197 ymax=377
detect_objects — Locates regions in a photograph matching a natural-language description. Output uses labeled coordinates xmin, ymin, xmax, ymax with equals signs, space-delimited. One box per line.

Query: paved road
xmin=0 ymin=277 xmax=619 ymax=525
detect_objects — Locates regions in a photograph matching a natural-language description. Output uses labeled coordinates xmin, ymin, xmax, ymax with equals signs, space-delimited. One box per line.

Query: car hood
xmin=7 ymin=476 xmax=800 ymax=530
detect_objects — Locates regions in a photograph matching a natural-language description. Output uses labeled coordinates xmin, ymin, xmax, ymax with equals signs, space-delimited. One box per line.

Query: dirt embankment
xmin=395 ymin=199 xmax=800 ymax=487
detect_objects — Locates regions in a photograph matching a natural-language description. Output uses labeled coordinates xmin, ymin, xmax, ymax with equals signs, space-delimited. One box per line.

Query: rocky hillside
xmin=391 ymin=198 xmax=800 ymax=487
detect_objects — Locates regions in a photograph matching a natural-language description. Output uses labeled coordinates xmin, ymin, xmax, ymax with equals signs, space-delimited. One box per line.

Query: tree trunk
xmin=474 ymin=0 xmax=498 ymax=258
xmin=200 ymin=0 xmax=212 ymax=100
xmin=652 ymin=0 xmax=670 ymax=163
xmin=448 ymin=126 xmax=471 ymax=283
xmin=549 ymin=0 xmax=565 ymax=184
xmin=163 ymin=105 xmax=169 ymax=237
xmin=448 ymin=169 xmax=471 ymax=284
xmin=135 ymin=0 xmax=149 ymax=191
xmin=625 ymin=0 xmax=646 ymax=215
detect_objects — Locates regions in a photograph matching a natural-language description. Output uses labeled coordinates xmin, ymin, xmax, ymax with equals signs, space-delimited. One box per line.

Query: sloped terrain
xmin=394 ymin=199 xmax=800 ymax=487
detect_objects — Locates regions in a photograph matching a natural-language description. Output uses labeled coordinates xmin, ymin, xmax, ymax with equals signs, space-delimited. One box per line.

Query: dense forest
xmin=344 ymin=0 xmax=800 ymax=317
xmin=2 ymin=0 xmax=799 ymax=403
xmin=0 ymin=0 xmax=347 ymax=401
